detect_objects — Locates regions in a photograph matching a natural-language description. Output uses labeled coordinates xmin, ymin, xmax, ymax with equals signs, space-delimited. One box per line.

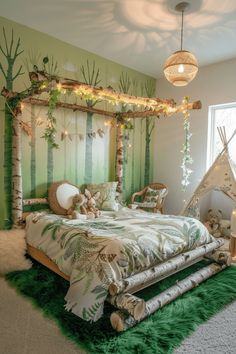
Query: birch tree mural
xmin=103 ymin=120 xmax=109 ymax=181
xmin=130 ymin=78 xmax=138 ymax=195
xmin=75 ymin=110 xmax=79 ymax=184
xmin=43 ymin=57 xmax=59 ymax=188
xmin=30 ymin=105 xmax=36 ymax=196
xmin=118 ymin=72 xmax=131 ymax=194
xmin=23 ymin=51 xmax=41 ymax=197
xmin=142 ymin=80 xmax=156 ymax=186
xmin=0 ymin=27 xmax=24 ymax=228
xmin=81 ymin=60 xmax=101 ymax=184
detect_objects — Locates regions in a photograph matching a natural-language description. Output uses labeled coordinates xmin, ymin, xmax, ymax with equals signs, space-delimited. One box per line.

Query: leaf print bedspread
xmin=25 ymin=208 xmax=214 ymax=322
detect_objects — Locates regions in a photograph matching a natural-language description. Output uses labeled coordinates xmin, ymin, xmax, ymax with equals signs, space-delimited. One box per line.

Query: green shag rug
xmin=5 ymin=260 xmax=236 ymax=354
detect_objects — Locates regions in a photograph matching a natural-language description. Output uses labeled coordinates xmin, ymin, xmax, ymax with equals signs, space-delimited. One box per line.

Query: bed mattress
xmin=25 ymin=208 xmax=214 ymax=321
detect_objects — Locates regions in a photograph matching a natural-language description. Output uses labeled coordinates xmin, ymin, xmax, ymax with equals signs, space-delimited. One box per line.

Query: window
xmin=207 ymin=102 xmax=236 ymax=168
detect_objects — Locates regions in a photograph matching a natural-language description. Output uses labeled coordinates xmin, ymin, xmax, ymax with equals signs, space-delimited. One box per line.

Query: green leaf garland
xmin=181 ymin=96 xmax=193 ymax=191
xmin=41 ymin=88 xmax=60 ymax=148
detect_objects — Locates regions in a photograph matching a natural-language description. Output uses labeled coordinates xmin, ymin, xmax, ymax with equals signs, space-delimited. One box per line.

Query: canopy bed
xmin=1 ymin=70 xmax=231 ymax=332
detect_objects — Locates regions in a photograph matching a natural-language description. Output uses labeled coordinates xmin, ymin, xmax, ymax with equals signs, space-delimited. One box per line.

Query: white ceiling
xmin=1 ymin=0 xmax=236 ymax=78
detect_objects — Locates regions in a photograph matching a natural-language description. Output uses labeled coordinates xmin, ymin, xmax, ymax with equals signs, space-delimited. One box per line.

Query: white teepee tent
xmin=182 ymin=127 xmax=236 ymax=217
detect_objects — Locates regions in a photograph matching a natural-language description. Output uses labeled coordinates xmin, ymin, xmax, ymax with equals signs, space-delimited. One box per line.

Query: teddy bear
xmin=204 ymin=209 xmax=223 ymax=238
xmin=67 ymin=193 xmax=87 ymax=219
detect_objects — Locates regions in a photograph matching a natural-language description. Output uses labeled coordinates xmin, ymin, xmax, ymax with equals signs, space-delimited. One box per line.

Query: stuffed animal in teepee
xmin=204 ymin=209 xmax=223 ymax=238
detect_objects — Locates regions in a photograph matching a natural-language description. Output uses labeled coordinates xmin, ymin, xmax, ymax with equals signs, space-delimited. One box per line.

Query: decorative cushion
xmin=48 ymin=181 xmax=80 ymax=215
xmin=143 ymin=187 xmax=167 ymax=204
xmin=87 ymin=182 xmax=118 ymax=211
xmin=133 ymin=201 xmax=157 ymax=208
xmin=0 ymin=229 xmax=32 ymax=275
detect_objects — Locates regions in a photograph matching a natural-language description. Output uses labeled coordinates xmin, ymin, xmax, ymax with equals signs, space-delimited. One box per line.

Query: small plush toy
xmin=204 ymin=209 xmax=223 ymax=238
xmin=67 ymin=193 xmax=87 ymax=219
xmin=221 ymin=219 xmax=231 ymax=239
xmin=84 ymin=189 xmax=101 ymax=218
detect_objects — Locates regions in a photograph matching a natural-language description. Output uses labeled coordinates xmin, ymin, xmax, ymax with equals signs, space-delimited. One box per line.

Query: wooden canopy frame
xmin=1 ymin=70 xmax=202 ymax=227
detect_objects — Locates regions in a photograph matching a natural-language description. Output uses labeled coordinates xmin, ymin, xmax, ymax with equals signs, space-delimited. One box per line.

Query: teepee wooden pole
xmin=110 ymin=262 xmax=227 ymax=332
xmin=109 ymin=239 xmax=223 ymax=296
xmin=217 ymin=127 xmax=224 ymax=146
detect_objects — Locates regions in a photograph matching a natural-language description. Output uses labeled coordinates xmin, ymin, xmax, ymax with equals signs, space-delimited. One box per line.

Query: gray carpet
xmin=0 ymin=276 xmax=236 ymax=354
xmin=0 ymin=277 xmax=85 ymax=354
xmin=174 ymin=300 xmax=236 ymax=354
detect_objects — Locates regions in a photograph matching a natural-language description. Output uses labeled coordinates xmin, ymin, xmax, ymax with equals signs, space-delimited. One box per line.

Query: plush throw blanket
xmin=26 ymin=208 xmax=214 ymax=322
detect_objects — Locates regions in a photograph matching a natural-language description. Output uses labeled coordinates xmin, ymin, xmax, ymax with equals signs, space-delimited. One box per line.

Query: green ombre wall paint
xmin=0 ymin=16 xmax=156 ymax=229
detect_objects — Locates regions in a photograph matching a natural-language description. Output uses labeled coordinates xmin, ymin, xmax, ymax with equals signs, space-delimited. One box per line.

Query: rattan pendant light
xmin=164 ymin=2 xmax=198 ymax=86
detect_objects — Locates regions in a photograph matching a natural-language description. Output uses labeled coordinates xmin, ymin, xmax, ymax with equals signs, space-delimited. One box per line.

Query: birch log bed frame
xmin=1 ymin=70 xmax=232 ymax=332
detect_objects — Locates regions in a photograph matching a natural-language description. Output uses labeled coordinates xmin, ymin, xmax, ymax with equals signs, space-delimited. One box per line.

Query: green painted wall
xmin=0 ymin=16 xmax=156 ymax=228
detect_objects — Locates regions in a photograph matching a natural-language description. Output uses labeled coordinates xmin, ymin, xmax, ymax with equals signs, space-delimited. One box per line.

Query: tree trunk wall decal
xmin=144 ymin=117 xmax=155 ymax=186
xmin=47 ymin=142 xmax=53 ymax=188
xmin=103 ymin=119 xmax=109 ymax=182
xmin=143 ymin=80 xmax=156 ymax=187
xmin=75 ymin=112 xmax=79 ymax=185
xmin=22 ymin=52 xmax=42 ymax=198
xmin=30 ymin=105 xmax=36 ymax=197
xmin=130 ymin=79 xmax=138 ymax=196
xmin=130 ymin=121 xmax=135 ymax=195
xmin=0 ymin=27 xmax=24 ymax=228
xmin=81 ymin=60 xmax=101 ymax=185
xmin=122 ymin=132 xmax=127 ymax=193
xmin=84 ymin=111 xmax=93 ymax=184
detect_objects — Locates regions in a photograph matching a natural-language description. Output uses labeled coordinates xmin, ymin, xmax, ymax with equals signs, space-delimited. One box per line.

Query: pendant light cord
xmin=180 ymin=9 xmax=184 ymax=50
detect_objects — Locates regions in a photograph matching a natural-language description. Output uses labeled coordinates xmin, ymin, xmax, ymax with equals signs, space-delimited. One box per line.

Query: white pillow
xmin=48 ymin=181 xmax=80 ymax=215
xmin=0 ymin=229 xmax=32 ymax=275
xmin=56 ymin=183 xmax=80 ymax=210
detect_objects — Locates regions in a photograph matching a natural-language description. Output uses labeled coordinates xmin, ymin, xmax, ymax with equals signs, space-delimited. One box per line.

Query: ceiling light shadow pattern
xmin=1 ymin=0 xmax=236 ymax=77
xmin=61 ymin=0 xmax=236 ymax=77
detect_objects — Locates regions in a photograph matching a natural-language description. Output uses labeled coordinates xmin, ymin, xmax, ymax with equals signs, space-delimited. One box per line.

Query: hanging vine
xmin=181 ymin=96 xmax=193 ymax=191
xmin=41 ymin=88 xmax=60 ymax=148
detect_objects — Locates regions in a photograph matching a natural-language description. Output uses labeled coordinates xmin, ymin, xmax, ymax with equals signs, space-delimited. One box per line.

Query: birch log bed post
xmin=1 ymin=70 xmax=232 ymax=332
xmin=116 ymin=121 xmax=124 ymax=194
xmin=12 ymin=104 xmax=23 ymax=227
xmin=1 ymin=93 xmax=24 ymax=228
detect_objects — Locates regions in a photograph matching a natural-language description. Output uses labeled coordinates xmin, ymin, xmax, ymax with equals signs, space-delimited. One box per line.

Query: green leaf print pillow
xmin=87 ymin=182 xmax=118 ymax=211
xmin=143 ymin=187 xmax=168 ymax=204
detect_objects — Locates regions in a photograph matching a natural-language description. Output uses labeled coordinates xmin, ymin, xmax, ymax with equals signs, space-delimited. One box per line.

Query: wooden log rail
xmin=109 ymin=239 xmax=224 ymax=296
xmin=27 ymin=239 xmax=230 ymax=332
xmin=108 ymin=293 xmax=146 ymax=321
xmin=22 ymin=97 xmax=202 ymax=119
xmin=23 ymin=198 xmax=48 ymax=206
xmin=29 ymin=71 xmax=175 ymax=108
xmin=110 ymin=260 xmax=228 ymax=332
xmin=23 ymin=97 xmax=116 ymax=118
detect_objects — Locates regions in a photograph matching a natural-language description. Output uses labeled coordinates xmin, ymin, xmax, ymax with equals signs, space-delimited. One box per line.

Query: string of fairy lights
xmin=8 ymin=74 xmax=193 ymax=190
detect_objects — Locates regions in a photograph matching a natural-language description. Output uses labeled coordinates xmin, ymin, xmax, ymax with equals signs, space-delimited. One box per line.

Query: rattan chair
xmin=130 ymin=183 xmax=168 ymax=213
